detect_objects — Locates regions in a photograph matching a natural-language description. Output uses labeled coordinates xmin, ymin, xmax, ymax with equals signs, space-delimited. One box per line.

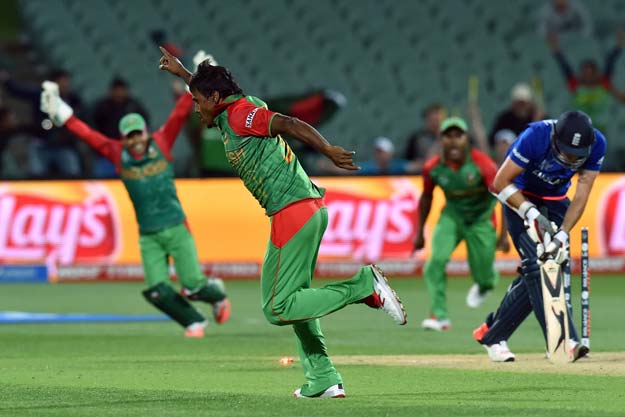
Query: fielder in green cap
xmin=414 ymin=117 xmax=509 ymax=331
xmin=39 ymin=53 xmax=231 ymax=338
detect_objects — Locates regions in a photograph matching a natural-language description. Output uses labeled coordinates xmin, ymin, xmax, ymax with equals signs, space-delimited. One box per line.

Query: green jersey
xmin=120 ymin=141 xmax=185 ymax=233
xmin=422 ymin=148 xmax=498 ymax=223
xmin=213 ymin=94 xmax=323 ymax=215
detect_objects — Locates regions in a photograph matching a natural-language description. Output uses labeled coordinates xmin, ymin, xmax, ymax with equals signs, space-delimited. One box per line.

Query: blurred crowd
xmin=1 ymin=0 xmax=624 ymax=180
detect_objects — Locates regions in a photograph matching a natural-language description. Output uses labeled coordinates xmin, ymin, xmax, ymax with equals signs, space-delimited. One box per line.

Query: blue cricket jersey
xmin=506 ymin=120 xmax=606 ymax=197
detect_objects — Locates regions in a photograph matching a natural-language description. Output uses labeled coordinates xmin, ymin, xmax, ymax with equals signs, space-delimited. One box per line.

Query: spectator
xmin=358 ymin=137 xmax=414 ymax=175
xmin=92 ymin=77 xmax=150 ymax=177
xmin=0 ymin=106 xmax=40 ymax=179
xmin=548 ymin=31 xmax=624 ymax=132
xmin=492 ymin=129 xmax=517 ymax=166
xmin=404 ymin=103 xmax=445 ymax=174
xmin=488 ymin=83 xmax=542 ymax=162
xmin=0 ymin=68 xmax=87 ymax=178
xmin=537 ymin=0 xmax=593 ymax=39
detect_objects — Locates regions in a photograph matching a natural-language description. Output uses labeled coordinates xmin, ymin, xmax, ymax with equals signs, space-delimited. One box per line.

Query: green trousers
xmin=261 ymin=198 xmax=374 ymax=396
xmin=423 ymin=210 xmax=499 ymax=320
xmin=139 ymin=222 xmax=206 ymax=292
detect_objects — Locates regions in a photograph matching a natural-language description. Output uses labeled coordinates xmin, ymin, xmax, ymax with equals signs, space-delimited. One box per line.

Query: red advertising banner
xmin=1 ymin=174 xmax=624 ymax=280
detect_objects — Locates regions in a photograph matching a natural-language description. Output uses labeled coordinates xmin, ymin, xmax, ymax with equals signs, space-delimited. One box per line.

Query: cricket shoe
xmin=483 ymin=341 xmax=515 ymax=362
xmin=572 ymin=342 xmax=590 ymax=362
xmin=293 ymin=384 xmax=345 ymax=399
xmin=421 ymin=317 xmax=451 ymax=331
xmin=212 ymin=298 xmax=231 ymax=324
xmin=466 ymin=284 xmax=492 ymax=308
xmin=184 ymin=321 xmax=207 ymax=338
xmin=361 ymin=265 xmax=407 ymax=325
xmin=545 ymin=340 xmax=589 ymax=362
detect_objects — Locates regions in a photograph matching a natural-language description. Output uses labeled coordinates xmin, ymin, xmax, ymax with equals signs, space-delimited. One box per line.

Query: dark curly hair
xmin=189 ymin=61 xmax=243 ymax=99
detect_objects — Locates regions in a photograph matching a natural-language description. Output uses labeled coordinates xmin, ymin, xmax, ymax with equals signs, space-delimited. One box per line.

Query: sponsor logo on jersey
xmin=245 ymin=108 xmax=259 ymax=128
xmin=531 ymin=169 xmax=566 ymax=186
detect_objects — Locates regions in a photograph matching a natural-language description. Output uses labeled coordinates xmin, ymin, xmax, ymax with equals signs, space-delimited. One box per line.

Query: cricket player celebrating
xmin=158 ymin=46 xmax=407 ymax=398
xmin=39 ymin=54 xmax=230 ymax=338
xmin=414 ymin=117 xmax=507 ymax=331
xmin=473 ymin=111 xmax=605 ymax=361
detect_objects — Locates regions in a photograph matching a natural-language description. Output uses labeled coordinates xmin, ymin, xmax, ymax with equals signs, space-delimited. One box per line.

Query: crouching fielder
xmin=473 ymin=111 xmax=605 ymax=362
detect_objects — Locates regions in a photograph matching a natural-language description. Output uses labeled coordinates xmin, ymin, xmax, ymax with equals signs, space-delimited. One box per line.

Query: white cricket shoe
xmin=184 ymin=321 xmax=207 ymax=338
xmin=293 ymin=384 xmax=345 ymax=398
xmin=366 ymin=264 xmax=407 ymax=325
xmin=421 ymin=317 xmax=451 ymax=331
xmin=466 ymin=284 xmax=492 ymax=308
xmin=484 ymin=341 xmax=516 ymax=362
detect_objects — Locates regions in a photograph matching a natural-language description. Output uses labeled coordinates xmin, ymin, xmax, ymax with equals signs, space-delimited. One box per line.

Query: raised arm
xmin=153 ymin=92 xmax=194 ymax=152
xmin=547 ymin=33 xmax=577 ymax=90
xmin=40 ymin=81 xmax=121 ymax=163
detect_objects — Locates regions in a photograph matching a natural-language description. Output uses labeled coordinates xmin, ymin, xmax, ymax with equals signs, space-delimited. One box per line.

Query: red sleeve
xmin=471 ymin=149 xmax=498 ymax=189
xmin=567 ymin=76 xmax=578 ymax=91
xmin=65 ymin=116 xmax=122 ymax=166
xmin=421 ymin=156 xmax=440 ymax=196
xmin=152 ymin=93 xmax=194 ymax=158
xmin=227 ymin=100 xmax=277 ymax=137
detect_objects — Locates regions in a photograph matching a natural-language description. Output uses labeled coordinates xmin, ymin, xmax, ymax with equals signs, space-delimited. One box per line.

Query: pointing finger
xmin=159 ymin=46 xmax=173 ymax=57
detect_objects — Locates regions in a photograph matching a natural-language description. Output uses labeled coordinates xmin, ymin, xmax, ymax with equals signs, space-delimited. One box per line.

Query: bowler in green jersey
xmin=159 ymin=47 xmax=408 ymax=398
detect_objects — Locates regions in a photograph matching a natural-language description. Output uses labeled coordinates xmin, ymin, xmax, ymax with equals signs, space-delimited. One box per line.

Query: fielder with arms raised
xmin=158 ymin=46 xmax=407 ymax=398
xmin=472 ymin=111 xmax=605 ymax=362
xmin=39 ymin=52 xmax=231 ymax=338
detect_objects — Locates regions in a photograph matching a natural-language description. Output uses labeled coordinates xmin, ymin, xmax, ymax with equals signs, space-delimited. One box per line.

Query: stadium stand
xmin=16 ymin=0 xmax=625 ymax=169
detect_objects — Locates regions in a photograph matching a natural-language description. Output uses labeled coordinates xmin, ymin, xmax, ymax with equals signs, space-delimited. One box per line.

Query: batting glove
xmin=40 ymin=81 xmax=73 ymax=126
xmin=524 ymin=206 xmax=555 ymax=258
xmin=545 ymin=229 xmax=569 ymax=264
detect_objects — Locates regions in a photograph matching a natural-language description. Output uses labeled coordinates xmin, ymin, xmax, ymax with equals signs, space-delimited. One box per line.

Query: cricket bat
xmin=540 ymin=259 xmax=571 ymax=364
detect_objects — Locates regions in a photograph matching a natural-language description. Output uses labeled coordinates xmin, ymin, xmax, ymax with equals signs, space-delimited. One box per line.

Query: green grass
xmin=1 ymin=275 xmax=624 ymax=417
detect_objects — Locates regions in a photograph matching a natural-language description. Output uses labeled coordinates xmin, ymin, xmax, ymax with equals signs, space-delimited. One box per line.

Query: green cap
xmin=119 ymin=113 xmax=147 ymax=136
xmin=439 ymin=117 xmax=468 ymax=134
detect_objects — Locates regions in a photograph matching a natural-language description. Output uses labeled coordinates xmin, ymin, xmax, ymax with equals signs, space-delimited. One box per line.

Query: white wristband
xmin=496 ymin=184 xmax=519 ymax=204
xmin=520 ymin=203 xmax=539 ymax=220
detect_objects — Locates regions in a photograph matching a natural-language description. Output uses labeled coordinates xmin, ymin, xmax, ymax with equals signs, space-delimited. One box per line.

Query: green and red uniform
xmin=421 ymin=148 xmax=499 ymax=320
xmin=64 ymin=94 xmax=209 ymax=293
xmin=213 ymin=94 xmax=375 ymax=396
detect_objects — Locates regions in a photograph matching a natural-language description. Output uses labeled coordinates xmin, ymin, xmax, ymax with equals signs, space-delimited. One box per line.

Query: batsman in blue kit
xmin=472 ymin=111 xmax=606 ymax=362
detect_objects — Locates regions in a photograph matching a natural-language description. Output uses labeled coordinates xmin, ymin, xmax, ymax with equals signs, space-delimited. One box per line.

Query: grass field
xmin=1 ymin=274 xmax=625 ymax=417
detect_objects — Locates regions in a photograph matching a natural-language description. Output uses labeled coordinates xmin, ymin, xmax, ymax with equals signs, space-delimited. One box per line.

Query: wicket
xmin=563 ymin=227 xmax=591 ymax=349
xmin=581 ymin=227 xmax=590 ymax=348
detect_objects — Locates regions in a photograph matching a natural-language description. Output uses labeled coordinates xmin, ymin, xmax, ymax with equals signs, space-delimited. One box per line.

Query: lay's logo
xmin=320 ymin=184 xmax=419 ymax=262
xmin=0 ymin=184 xmax=120 ymax=265
xmin=599 ymin=178 xmax=625 ymax=255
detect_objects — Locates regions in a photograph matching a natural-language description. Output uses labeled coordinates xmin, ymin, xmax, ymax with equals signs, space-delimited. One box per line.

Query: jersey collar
xmin=214 ymin=94 xmax=245 ymax=116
